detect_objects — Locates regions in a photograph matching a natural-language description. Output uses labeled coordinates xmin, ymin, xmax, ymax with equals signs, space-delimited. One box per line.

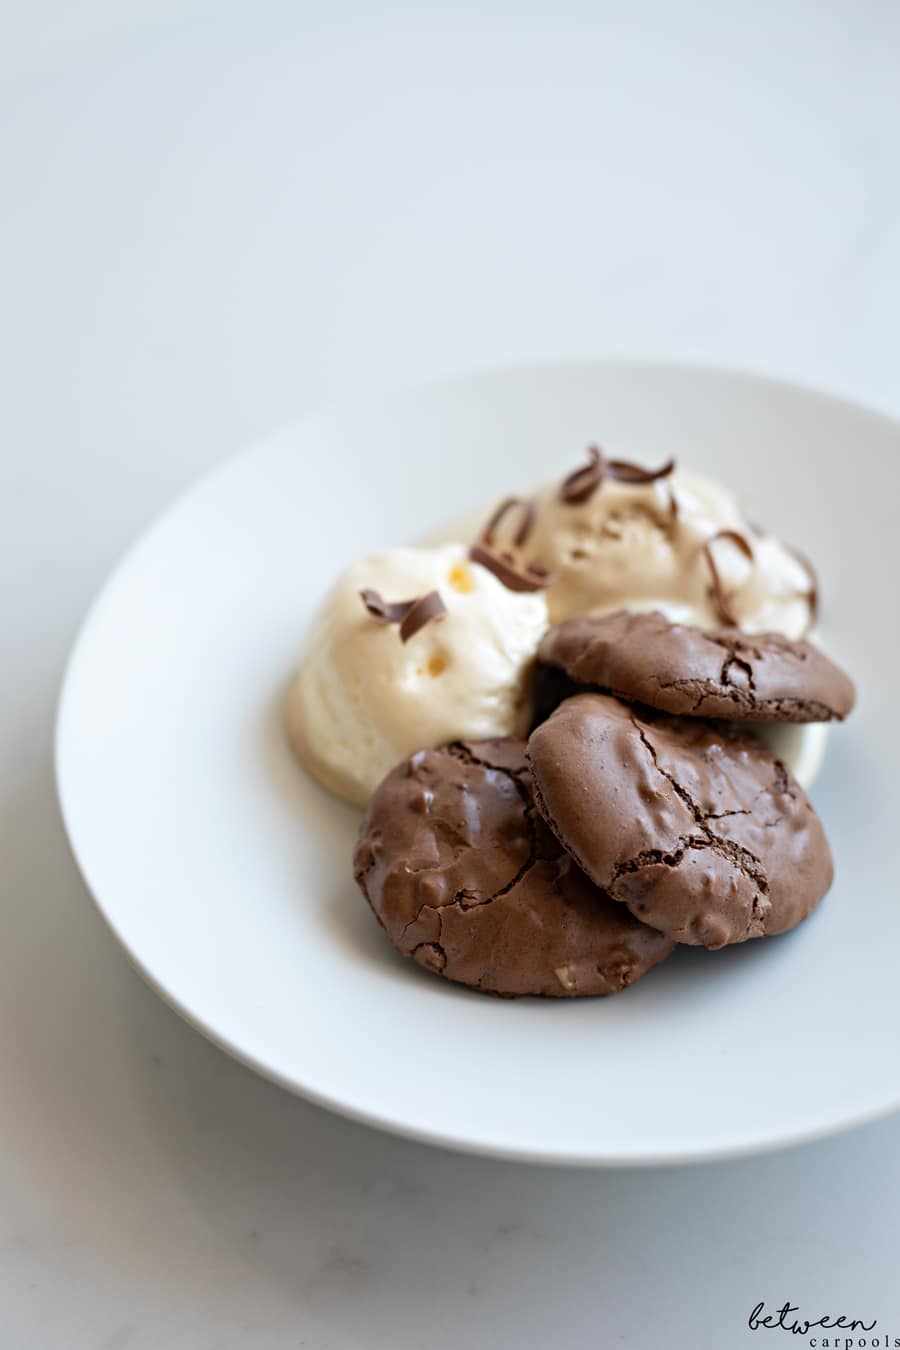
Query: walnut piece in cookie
xmin=353 ymin=738 xmax=674 ymax=997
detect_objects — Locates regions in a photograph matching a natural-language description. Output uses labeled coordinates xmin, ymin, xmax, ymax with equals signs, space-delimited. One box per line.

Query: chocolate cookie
xmin=353 ymin=738 xmax=675 ymax=997
xmin=535 ymin=610 xmax=855 ymax=723
xmin=527 ymin=693 xmax=833 ymax=948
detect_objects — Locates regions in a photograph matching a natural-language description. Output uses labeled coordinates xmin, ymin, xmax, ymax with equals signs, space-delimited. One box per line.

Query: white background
xmin=2 ymin=2 xmax=899 ymax=1346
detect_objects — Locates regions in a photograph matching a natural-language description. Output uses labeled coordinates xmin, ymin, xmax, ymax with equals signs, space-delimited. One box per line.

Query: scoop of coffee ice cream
xmin=514 ymin=461 xmax=815 ymax=637
xmin=286 ymin=544 xmax=548 ymax=805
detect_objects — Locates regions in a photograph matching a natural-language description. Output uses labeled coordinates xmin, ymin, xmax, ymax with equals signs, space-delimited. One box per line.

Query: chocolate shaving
xmin=667 ymin=488 xmax=680 ymax=524
xmin=359 ymin=587 xmax=446 ymax=642
xmin=359 ymin=589 xmax=411 ymax=624
xmin=605 ymin=456 xmax=676 ymax=485
xmin=785 ymin=543 xmax=820 ymax=629
xmin=560 ymin=445 xmax=604 ymax=503
xmin=399 ymin=590 xmax=446 ymax=642
xmin=559 ymin=445 xmax=676 ymax=503
xmin=469 ymin=543 xmax=551 ymax=593
xmin=738 ymin=530 xmax=819 ymax=632
xmin=480 ymin=496 xmax=536 ymax=548
xmin=703 ymin=530 xmax=755 ymax=626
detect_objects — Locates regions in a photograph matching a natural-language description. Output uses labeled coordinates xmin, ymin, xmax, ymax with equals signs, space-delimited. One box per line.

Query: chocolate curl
xmin=559 ymin=445 xmax=675 ymax=503
xmin=606 ymin=456 xmax=676 ymax=484
xmin=703 ymin=530 xmax=755 ymax=626
xmin=471 ymin=495 xmax=551 ymax=592
xmin=560 ymin=445 xmax=604 ymax=503
xmin=480 ymin=496 xmax=536 ymax=548
xmin=360 ymin=589 xmax=412 ymax=623
xmin=359 ymin=588 xmax=446 ymax=642
xmin=399 ymin=590 xmax=447 ymax=642
xmin=744 ymin=531 xmax=819 ymax=633
xmin=469 ymin=543 xmax=550 ymax=593
xmin=785 ymin=544 xmax=820 ymax=631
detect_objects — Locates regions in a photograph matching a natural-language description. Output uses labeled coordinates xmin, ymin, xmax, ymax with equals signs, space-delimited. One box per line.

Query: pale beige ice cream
xmin=287 ymin=544 xmax=548 ymax=806
xmin=517 ymin=466 xmax=814 ymax=638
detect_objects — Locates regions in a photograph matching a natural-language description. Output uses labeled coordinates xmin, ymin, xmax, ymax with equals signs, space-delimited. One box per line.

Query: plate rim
xmin=55 ymin=355 xmax=900 ymax=1168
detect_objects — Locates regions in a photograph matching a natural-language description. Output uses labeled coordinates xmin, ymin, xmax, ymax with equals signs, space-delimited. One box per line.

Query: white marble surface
xmin=2 ymin=2 xmax=899 ymax=1345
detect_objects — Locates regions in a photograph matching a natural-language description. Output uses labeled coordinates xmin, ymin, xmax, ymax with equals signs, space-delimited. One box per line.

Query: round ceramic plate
xmin=56 ymin=361 xmax=894 ymax=1166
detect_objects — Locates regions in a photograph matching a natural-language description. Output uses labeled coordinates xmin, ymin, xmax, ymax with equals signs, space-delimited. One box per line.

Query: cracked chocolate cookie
xmin=535 ymin=610 xmax=855 ymax=723
xmin=527 ymin=693 xmax=833 ymax=948
xmin=353 ymin=738 xmax=675 ymax=997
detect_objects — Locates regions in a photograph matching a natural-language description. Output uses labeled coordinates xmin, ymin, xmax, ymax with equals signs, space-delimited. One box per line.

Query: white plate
xmin=56 ymin=360 xmax=896 ymax=1166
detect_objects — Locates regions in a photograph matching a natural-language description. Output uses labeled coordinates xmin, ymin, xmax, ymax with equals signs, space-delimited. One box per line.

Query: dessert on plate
xmin=286 ymin=445 xmax=855 ymax=997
